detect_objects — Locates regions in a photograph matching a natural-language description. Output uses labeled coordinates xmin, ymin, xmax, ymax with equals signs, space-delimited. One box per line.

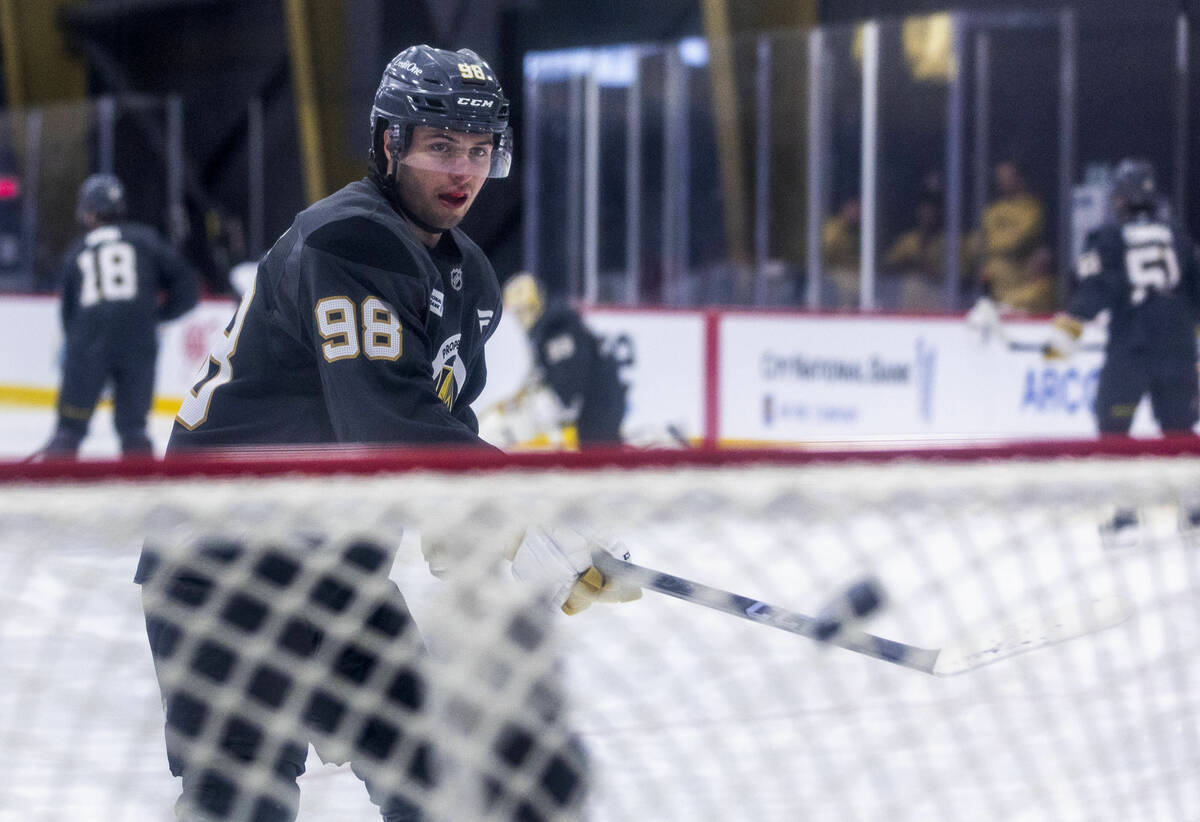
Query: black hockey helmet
xmin=76 ymin=173 xmax=126 ymax=223
xmin=370 ymin=45 xmax=512 ymax=179
xmin=1111 ymin=158 xmax=1158 ymax=213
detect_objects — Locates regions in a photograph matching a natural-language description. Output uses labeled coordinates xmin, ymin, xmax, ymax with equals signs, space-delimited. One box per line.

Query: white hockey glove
xmin=1042 ymin=313 xmax=1084 ymax=361
xmin=509 ymin=525 xmax=643 ymax=615
xmin=965 ymin=296 xmax=1002 ymax=342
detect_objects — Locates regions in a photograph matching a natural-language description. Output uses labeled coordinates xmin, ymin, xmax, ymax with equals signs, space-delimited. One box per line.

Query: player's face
xmin=394 ymin=126 xmax=492 ymax=231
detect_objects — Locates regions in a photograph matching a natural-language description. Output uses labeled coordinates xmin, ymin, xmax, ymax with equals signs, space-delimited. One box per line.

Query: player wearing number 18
xmin=1043 ymin=158 xmax=1200 ymax=436
xmin=40 ymin=173 xmax=199 ymax=458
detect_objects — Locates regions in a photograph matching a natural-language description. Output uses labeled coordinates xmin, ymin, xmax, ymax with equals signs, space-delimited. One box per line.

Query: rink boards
xmin=0 ymin=295 xmax=1165 ymax=447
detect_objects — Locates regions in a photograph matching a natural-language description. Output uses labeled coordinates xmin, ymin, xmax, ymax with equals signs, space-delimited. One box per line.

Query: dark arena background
xmin=1 ymin=2 xmax=1200 ymax=821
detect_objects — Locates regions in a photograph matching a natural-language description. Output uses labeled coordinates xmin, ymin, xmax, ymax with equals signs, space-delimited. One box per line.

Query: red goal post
xmin=1 ymin=438 xmax=1199 ymax=821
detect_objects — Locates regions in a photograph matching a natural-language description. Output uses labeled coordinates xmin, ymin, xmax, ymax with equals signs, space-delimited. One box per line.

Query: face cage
xmin=387 ymin=122 xmax=513 ymax=180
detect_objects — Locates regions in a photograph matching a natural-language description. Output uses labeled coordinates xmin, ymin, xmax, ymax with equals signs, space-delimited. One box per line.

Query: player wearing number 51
xmin=169 ymin=44 xmax=511 ymax=450
xmin=1043 ymin=158 xmax=1200 ymax=436
xmin=39 ymin=173 xmax=199 ymax=459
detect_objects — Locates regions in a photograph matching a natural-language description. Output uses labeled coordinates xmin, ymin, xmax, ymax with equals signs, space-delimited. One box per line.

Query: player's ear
xmin=382 ymin=129 xmax=395 ymax=167
xmin=381 ymin=126 xmax=404 ymax=174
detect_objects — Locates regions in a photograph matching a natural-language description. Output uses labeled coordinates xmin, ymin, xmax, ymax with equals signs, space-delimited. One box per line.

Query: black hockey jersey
xmin=1067 ymin=216 xmax=1200 ymax=357
xmin=169 ymin=178 xmax=502 ymax=449
xmin=58 ymin=221 xmax=198 ymax=351
xmin=529 ymin=302 xmax=626 ymax=444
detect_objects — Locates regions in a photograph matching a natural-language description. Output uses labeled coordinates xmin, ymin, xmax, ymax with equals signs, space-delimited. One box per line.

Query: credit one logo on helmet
xmin=457 ymin=98 xmax=495 ymax=108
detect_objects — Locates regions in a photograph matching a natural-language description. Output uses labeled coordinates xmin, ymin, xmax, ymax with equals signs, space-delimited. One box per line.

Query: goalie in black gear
xmin=1043 ymin=158 xmax=1200 ymax=436
xmin=484 ymin=272 xmax=627 ymax=449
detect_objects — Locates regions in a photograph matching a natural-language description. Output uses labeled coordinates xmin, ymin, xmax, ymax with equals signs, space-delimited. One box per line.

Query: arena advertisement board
xmin=0 ymin=296 xmax=238 ymax=410
xmin=0 ymin=297 xmax=60 ymax=393
xmin=0 ymin=297 xmax=1163 ymax=443
xmin=458 ymin=306 xmax=707 ymax=444
xmin=719 ymin=314 xmax=945 ymax=443
xmin=156 ymin=298 xmax=238 ymax=398
xmin=717 ymin=313 xmax=1157 ymax=443
xmin=583 ymin=309 xmax=707 ymax=444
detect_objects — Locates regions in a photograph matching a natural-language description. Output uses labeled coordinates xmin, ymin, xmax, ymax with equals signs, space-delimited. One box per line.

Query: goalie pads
xmin=509 ymin=525 xmax=642 ymax=615
xmin=477 ymin=380 xmax=578 ymax=450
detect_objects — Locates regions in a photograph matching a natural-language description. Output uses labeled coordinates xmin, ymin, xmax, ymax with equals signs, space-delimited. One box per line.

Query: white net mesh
xmin=1 ymin=448 xmax=1200 ymax=821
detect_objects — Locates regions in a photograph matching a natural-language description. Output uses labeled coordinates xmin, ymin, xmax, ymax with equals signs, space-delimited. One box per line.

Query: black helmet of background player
xmin=76 ymin=173 xmax=126 ymax=226
xmin=503 ymin=272 xmax=546 ymax=331
xmin=370 ymin=45 xmax=512 ymax=184
xmin=1111 ymin=158 xmax=1158 ymax=217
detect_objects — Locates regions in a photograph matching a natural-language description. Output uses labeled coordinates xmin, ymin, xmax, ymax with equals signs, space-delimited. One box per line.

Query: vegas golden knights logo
xmin=432 ymin=333 xmax=464 ymax=410
xmin=435 ymin=364 xmax=457 ymax=409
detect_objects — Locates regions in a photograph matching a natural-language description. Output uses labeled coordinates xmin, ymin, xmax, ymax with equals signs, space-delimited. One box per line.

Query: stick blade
xmin=932 ymin=594 xmax=1135 ymax=676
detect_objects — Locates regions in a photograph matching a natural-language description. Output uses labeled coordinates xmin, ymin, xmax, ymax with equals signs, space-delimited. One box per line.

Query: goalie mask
xmin=503 ymin=272 xmax=546 ymax=331
xmin=371 ymin=45 xmax=512 ymax=181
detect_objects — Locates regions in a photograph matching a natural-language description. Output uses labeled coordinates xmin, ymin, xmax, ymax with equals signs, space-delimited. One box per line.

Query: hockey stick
xmin=593 ymin=552 xmax=1134 ymax=677
xmin=966 ymin=298 xmax=1103 ymax=354
xmin=1006 ymin=339 xmax=1104 ymax=354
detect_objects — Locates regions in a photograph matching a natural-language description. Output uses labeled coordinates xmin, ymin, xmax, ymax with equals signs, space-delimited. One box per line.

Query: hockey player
xmin=40 ymin=173 xmax=198 ymax=459
xmin=1043 ymin=158 xmax=1200 ymax=436
xmin=135 ymin=46 xmax=633 ymax=822
xmin=167 ymin=56 xmax=512 ymax=448
xmin=487 ymin=272 xmax=627 ymax=448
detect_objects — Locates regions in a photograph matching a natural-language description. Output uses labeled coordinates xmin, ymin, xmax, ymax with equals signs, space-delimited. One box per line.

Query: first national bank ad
xmin=716 ymin=314 xmax=1136 ymax=443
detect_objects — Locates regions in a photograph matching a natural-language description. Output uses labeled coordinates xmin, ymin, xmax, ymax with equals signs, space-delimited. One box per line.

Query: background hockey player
xmin=135 ymin=45 xmax=634 ymax=822
xmin=40 ymin=173 xmax=198 ymax=459
xmin=484 ymin=271 xmax=627 ymax=449
xmin=1043 ymin=158 xmax=1200 ymax=437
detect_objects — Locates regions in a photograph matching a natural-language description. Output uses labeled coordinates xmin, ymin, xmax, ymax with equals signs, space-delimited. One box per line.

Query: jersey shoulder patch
xmin=1076 ymin=248 xmax=1102 ymax=279
xmin=543 ymin=332 xmax=576 ymax=364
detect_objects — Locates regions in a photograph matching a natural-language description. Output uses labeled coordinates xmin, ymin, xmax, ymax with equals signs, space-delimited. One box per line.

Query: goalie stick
xmin=592 ymin=551 xmax=1134 ymax=677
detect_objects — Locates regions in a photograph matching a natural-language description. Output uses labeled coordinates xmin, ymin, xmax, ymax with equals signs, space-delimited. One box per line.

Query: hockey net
xmin=1 ymin=441 xmax=1199 ymax=821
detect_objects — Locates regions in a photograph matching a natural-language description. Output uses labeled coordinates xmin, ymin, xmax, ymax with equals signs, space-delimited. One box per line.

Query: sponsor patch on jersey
xmin=544 ymin=333 xmax=576 ymax=364
xmin=430 ymin=288 xmax=444 ymax=317
xmin=450 ymin=266 xmax=463 ymax=291
xmin=1077 ymin=250 xmax=1102 ymax=279
xmin=431 ymin=333 xmax=465 ymax=410
xmin=477 ymin=308 xmax=493 ymax=332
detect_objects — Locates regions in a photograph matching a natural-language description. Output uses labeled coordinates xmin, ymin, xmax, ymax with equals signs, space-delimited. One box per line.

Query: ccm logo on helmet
xmin=457 ymin=97 xmax=495 ymax=108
